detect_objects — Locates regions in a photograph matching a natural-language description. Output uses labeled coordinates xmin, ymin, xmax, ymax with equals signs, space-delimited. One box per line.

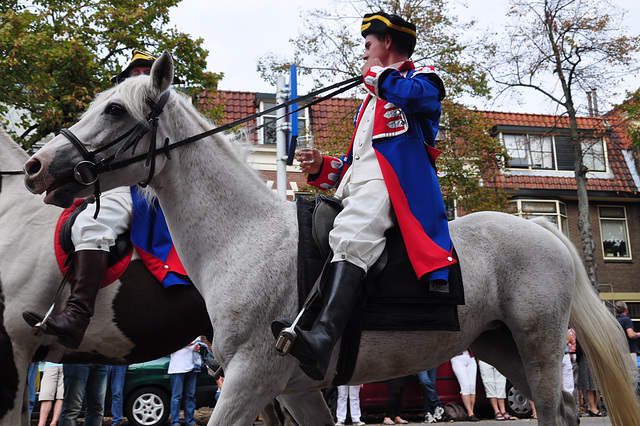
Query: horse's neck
xmin=152 ymin=131 xmax=297 ymax=271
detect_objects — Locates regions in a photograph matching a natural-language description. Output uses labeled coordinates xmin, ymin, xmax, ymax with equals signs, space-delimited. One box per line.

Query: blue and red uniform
xmin=308 ymin=61 xmax=454 ymax=281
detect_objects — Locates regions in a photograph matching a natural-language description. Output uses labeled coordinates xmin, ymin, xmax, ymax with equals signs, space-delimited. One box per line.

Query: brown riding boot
xmin=23 ymin=250 xmax=109 ymax=349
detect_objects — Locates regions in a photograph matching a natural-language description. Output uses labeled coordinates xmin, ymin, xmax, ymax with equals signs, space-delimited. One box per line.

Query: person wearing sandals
xmin=382 ymin=376 xmax=410 ymax=424
xmin=478 ymin=360 xmax=514 ymax=421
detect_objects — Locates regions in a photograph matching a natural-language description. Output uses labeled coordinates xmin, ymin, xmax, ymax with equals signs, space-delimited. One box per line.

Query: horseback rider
xmin=272 ymin=12 xmax=455 ymax=381
xmin=23 ymin=50 xmax=187 ymax=349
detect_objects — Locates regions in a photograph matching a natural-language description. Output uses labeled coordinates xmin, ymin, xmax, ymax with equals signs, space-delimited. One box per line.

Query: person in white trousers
xmin=335 ymin=385 xmax=365 ymax=426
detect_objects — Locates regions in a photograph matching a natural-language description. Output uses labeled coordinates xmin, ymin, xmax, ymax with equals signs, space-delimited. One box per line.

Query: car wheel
xmin=505 ymin=381 xmax=533 ymax=418
xmin=124 ymin=386 xmax=170 ymax=426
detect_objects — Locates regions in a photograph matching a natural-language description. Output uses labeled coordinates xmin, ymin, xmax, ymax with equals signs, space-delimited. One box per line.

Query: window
xmin=501 ymin=133 xmax=606 ymax=172
xmin=599 ymin=206 xmax=631 ymax=259
xmin=509 ymin=199 xmax=568 ymax=236
xmin=582 ymin=139 xmax=606 ymax=172
xmin=258 ymin=100 xmax=309 ymax=145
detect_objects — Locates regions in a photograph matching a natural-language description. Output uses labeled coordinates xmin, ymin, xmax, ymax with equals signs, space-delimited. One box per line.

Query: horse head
xmin=23 ymin=51 xmax=176 ymax=207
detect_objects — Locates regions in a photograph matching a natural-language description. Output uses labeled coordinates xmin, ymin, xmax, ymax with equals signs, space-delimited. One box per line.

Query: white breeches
xmin=71 ymin=187 xmax=133 ymax=252
xmin=329 ymin=179 xmax=394 ymax=272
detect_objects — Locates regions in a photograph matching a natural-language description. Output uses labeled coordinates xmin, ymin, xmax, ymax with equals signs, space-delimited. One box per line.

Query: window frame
xmin=258 ymin=100 xmax=310 ymax=145
xmin=500 ymin=132 xmax=607 ymax=173
xmin=598 ymin=205 xmax=632 ymax=261
xmin=509 ymin=199 xmax=569 ymax=236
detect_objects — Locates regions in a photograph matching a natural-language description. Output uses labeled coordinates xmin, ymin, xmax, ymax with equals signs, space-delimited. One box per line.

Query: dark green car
xmin=122 ymin=357 xmax=218 ymax=426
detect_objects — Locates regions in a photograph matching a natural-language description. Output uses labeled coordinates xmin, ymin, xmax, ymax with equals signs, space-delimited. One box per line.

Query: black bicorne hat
xmin=361 ymin=11 xmax=417 ymax=57
xmin=110 ymin=49 xmax=184 ymax=85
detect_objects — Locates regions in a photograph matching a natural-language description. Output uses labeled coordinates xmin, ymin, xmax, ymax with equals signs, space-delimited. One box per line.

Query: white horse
xmin=0 ymin=129 xmax=214 ymax=425
xmin=21 ymin=52 xmax=640 ymax=426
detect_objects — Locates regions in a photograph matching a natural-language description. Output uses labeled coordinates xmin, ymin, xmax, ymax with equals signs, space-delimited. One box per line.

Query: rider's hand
xmin=296 ymin=149 xmax=322 ymax=175
xmin=361 ymin=58 xmax=383 ymax=76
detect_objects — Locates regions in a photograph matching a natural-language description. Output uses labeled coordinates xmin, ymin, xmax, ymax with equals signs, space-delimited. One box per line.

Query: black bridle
xmin=53 ymin=75 xmax=363 ymax=216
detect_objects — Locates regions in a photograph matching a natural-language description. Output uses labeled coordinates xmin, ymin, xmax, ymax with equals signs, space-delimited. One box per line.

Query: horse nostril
xmin=24 ymin=158 xmax=42 ymax=176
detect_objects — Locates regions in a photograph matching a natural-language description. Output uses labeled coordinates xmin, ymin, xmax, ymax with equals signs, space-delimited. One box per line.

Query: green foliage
xmin=0 ymin=0 xmax=222 ymax=149
xmin=618 ymin=88 xmax=640 ymax=146
xmin=438 ymin=103 xmax=511 ymax=213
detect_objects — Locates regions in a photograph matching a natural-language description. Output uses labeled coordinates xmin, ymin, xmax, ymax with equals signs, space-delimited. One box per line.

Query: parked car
xmin=325 ymin=361 xmax=533 ymax=419
xmin=32 ymin=358 xmax=218 ymax=426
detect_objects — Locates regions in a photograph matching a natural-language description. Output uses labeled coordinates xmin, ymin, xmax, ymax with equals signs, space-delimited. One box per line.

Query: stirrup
xmin=274 ymin=318 xmax=299 ymax=355
xmin=29 ymin=303 xmax=56 ymax=337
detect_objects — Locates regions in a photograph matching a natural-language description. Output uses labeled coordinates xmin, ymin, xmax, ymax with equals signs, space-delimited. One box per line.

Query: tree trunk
xmin=572 ymin=124 xmax=599 ymax=291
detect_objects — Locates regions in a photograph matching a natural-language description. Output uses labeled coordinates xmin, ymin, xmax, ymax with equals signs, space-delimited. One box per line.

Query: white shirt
xmin=168 ymin=338 xmax=201 ymax=374
xmin=335 ymin=98 xmax=384 ymax=199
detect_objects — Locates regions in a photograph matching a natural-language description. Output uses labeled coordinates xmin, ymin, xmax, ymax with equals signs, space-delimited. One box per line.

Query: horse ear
xmin=149 ymin=51 xmax=174 ymax=94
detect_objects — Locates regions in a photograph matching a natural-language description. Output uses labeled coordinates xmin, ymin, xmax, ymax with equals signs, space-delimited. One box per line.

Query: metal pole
xmin=276 ymin=76 xmax=289 ymax=199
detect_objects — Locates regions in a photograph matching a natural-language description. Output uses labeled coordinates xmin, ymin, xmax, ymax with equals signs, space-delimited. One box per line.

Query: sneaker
xmin=434 ymin=406 xmax=445 ymax=420
xmin=424 ymin=412 xmax=436 ymax=423
xmin=335 ymin=422 xmax=345 ymax=426
xmin=353 ymin=422 xmax=366 ymax=426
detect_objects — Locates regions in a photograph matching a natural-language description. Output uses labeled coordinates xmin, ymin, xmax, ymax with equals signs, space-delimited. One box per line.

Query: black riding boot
xmin=272 ymin=260 xmax=365 ymax=380
xmin=23 ymin=250 xmax=109 ymax=349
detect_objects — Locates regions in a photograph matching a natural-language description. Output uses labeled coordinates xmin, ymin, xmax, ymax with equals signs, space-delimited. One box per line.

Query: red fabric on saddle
xmin=54 ymin=198 xmax=132 ymax=288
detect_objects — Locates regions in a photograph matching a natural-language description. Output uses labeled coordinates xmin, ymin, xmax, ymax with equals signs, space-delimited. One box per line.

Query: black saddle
xmin=295 ymin=194 xmax=465 ymax=385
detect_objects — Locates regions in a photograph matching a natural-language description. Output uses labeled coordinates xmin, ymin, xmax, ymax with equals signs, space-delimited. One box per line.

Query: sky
xmin=169 ymin=0 xmax=640 ymax=115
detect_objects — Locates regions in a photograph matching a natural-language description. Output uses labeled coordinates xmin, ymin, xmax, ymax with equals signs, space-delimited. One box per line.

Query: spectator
xmin=106 ymin=365 xmax=127 ymax=426
xmin=478 ymin=360 xmax=513 ymax=420
xmin=382 ymin=376 xmax=409 ymax=425
xmin=567 ymin=327 xmax=579 ymax=415
xmin=451 ymin=349 xmax=479 ymax=422
xmin=614 ymin=301 xmax=640 ymax=383
xmin=562 ymin=328 xmax=575 ymax=395
xmin=416 ymin=368 xmax=444 ymax=423
xmin=335 ymin=385 xmax=365 ymax=426
xmin=59 ymin=364 xmax=108 ymax=426
xmin=529 ymin=401 xmax=537 ymax=419
xmin=169 ymin=337 xmax=202 ymax=426
xmin=28 ymin=361 xmax=39 ymax=420
xmin=576 ymin=340 xmax=605 ymax=417
xmin=37 ymin=362 xmax=64 ymax=426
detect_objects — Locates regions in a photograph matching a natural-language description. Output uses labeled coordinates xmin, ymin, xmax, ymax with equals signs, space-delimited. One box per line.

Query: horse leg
xmin=472 ymin=324 xmax=578 ymax=426
xmin=277 ymin=389 xmax=334 ymax=426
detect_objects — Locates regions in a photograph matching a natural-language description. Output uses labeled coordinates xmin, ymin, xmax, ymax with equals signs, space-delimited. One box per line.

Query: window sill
xmin=603 ymin=258 xmax=633 ymax=264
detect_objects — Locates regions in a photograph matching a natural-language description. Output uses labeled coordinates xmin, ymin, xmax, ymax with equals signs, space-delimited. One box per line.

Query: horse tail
xmin=532 ymin=218 xmax=640 ymax=426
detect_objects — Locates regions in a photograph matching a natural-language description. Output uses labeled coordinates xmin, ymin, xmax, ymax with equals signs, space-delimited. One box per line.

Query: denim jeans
xmin=170 ymin=370 xmax=197 ymax=426
xmin=27 ymin=362 xmax=39 ymax=419
xmin=107 ymin=365 xmax=127 ymax=424
xmin=417 ymin=368 xmax=442 ymax=415
xmin=59 ymin=364 xmax=108 ymax=426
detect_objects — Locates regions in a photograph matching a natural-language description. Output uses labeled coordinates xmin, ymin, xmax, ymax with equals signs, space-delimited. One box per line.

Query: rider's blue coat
xmin=308 ymin=61 xmax=454 ymax=281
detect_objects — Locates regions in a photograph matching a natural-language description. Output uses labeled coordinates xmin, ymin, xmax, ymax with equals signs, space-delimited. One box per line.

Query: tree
xmin=258 ymin=0 xmax=510 ymax=213
xmin=486 ymin=0 xmax=640 ymax=289
xmin=0 ymin=0 xmax=222 ymax=149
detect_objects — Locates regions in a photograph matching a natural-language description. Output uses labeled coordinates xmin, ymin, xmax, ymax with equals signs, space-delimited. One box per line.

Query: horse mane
xmin=99 ymin=76 xmax=266 ymax=201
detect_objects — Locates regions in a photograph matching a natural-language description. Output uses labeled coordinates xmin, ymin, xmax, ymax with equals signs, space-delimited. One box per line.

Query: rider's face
xmin=130 ymin=66 xmax=151 ymax=77
xmin=363 ymin=34 xmax=390 ymax=64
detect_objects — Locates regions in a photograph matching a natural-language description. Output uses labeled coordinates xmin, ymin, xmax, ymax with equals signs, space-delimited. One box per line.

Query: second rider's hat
xmin=110 ymin=49 xmax=184 ymax=85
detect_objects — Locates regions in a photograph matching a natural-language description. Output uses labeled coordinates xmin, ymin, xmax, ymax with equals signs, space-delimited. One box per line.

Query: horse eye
xmin=105 ymin=103 xmax=125 ymax=117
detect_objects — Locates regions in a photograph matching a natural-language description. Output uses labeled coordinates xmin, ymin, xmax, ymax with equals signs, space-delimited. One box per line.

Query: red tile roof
xmin=480 ymin=110 xmax=638 ymax=195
